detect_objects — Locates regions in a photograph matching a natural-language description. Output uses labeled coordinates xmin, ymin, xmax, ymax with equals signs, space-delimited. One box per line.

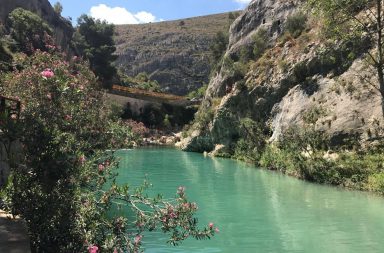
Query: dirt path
xmin=0 ymin=210 xmax=30 ymax=253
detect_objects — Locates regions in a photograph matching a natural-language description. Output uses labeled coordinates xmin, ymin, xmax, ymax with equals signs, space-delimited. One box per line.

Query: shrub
xmin=210 ymin=31 xmax=229 ymax=67
xmin=0 ymin=50 xmax=215 ymax=252
xmin=194 ymin=106 xmax=214 ymax=129
xmin=285 ymin=12 xmax=307 ymax=38
xmin=121 ymin=72 xmax=162 ymax=92
xmin=8 ymin=8 xmax=53 ymax=54
xmin=261 ymin=124 xmax=384 ymax=193
xmin=368 ymin=172 xmax=384 ymax=193
xmin=234 ymin=118 xmax=268 ymax=162
xmin=187 ymin=83 xmax=208 ymax=99
xmin=253 ymin=28 xmax=268 ymax=59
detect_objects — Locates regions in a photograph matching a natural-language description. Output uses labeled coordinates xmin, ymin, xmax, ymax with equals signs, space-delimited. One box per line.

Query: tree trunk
xmin=377 ymin=0 xmax=384 ymax=117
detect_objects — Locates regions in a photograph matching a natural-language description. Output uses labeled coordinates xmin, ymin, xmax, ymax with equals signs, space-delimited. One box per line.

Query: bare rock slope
xmin=114 ymin=12 xmax=239 ymax=95
xmin=181 ymin=0 xmax=383 ymax=152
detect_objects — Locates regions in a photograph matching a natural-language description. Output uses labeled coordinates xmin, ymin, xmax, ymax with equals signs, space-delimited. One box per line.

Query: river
xmin=115 ymin=147 xmax=384 ymax=253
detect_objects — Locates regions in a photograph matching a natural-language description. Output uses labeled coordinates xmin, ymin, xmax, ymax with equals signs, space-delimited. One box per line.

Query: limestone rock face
xmin=182 ymin=0 xmax=383 ymax=152
xmin=114 ymin=12 xmax=239 ymax=95
xmin=0 ymin=0 xmax=73 ymax=53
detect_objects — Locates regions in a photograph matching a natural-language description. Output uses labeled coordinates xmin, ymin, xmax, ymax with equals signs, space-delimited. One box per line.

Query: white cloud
xmin=234 ymin=0 xmax=252 ymax=6
xmin=134 ymin=11 xmax=156 ymax=23
xmin=89 ymin=4 xmax=158 ymax=24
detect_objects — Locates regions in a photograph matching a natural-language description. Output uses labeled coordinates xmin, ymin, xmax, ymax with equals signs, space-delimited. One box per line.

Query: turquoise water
xmin=115 ymin=147 xmax=384 ymax=253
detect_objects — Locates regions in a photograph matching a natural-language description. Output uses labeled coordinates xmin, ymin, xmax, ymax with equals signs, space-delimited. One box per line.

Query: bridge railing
xmin=111 ymin=85 xmax=186 ymax=102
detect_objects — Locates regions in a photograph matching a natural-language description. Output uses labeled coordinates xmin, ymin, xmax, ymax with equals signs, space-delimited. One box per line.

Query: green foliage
xmin=0 ymin=50 xmax=214 ymax=252
xmin=0 ymin=40 xmax=13 ymax=71
xmin=194 ymin=106 xmax=214 ymax=129
xmin=234 ymin=118 xmax=268 ymax=162
xmin=293 ymin=38 xmax=365 ymax=82
xmin=53 ymin=2 xmax=63 ymax=15
xmin=163 ymin=114 xmax=171 ymax=129
xmin=210 ymin=31 xmax=229 ymax=68
xmin=187 ymin=83 xmax=208 ymax=99
xmin=302 ymin=106 xmax=326 ymax=124
xmin=260 ymin=125 xmax=384 ymax=194
xmin=368 ymin=172 xmax=384 ymax=193
xmin=72 ymin=15 xmax=117 ymax=86
xmin=228 ymin=12 xmax=236 ymax=20
xmin=307 ymin=0 xmax=370 ymax=39
xmin=239 ymin=46 xmax=254 ymax=63
xmin=252 ymin=28 xmax=268 ymax=59
xmin=8 ymin=8 xmax=53 ymax=54
xmin=120 ymin=72 xmax=162 ymax=92
xmin=222 ymin=55 xmax=248 ymax=79
xmin=285 ymin=12 xmax=307 ymax=38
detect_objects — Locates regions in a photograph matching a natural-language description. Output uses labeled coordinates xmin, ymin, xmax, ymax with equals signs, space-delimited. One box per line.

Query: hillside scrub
xmin=228 ymin=118 xmax=384 ymax=194
xmin=0 ymin=48 xmax=216 ymax=252
xmin=120 ymin=71 xmax=162 ymax=92
xmin=307 ymin=0 xmax=384 ymax=116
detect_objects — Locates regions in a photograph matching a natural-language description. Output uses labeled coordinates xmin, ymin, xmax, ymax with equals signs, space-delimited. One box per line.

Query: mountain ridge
xmin=114 ymin=11 xmax=240 ymax=95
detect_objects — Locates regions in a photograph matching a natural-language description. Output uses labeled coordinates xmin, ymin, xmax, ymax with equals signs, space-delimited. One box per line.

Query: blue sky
xmin=48 ymin=0 xmax=251 ymax=24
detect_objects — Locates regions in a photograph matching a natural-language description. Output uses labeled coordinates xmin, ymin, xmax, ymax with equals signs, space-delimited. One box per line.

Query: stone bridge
xmin=109 ymin=85 xmax=200 ymax=107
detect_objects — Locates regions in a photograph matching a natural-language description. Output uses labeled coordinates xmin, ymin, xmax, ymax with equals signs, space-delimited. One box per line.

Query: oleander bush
xmin=0 ymin=49 xmax=216 ymax=252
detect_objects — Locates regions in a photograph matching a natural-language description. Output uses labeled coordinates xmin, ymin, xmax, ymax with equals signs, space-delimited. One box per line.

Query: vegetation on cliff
xmin=114 ymin=12 xmax=240 ymax=95
xmin=182 ymin=0 xmax=384 ymax=194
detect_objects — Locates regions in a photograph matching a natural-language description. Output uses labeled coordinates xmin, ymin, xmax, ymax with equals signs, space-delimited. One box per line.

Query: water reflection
xmin=115 ymin=148 xmax=384 ymax=253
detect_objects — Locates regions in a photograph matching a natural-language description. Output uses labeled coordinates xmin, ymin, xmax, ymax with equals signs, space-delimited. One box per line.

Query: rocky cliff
xmin=180 ymin=0 xmax=383 ymax=153
xmin=0 ymin=0 xmax=73 ymax=52
xmin=114 ymin=12 xmax=239 ymax=95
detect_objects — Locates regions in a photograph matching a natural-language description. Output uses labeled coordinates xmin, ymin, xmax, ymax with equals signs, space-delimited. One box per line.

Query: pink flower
xmin=134 ymin=235 xmax=142 ymax=244
xmin=169 ymin=212 xmax=177 ymax=219
xmin=215 ymin=228 xmax=220 ymax=233
xmin=177 ymin=186 xmax=185 ymax=196
xmin=88 ymin=245 xmax=98 ymax=253
xmin=98 ymin=164 xmax=105 ymax=172
xmin=113 ymin=248 xmax=118 ymax=253
xmin=41 ymin=68 xmax=54 ymax=78
xmin=46 ymin=93 xmax=52 ymax=100
xmin=209 ymin=222 xmax=214 ymax=229
xmin=64 ymin=115 xmax=72 ymax=121
xmin=79 ymin=155 xmax=86 ymax=164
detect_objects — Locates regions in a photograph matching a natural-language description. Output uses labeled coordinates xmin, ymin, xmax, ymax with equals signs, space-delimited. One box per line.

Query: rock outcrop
xmin=181 ymin=0 xmax=383 ymax=152
xmin=0 ymin=0 xmax=73 ymax=53
xmin=114 ymin=12 xmax=239 ymax=95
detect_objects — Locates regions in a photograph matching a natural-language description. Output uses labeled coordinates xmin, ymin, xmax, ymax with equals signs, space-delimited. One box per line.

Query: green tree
xmin=285 ymin=11 xmax=307 ymax=38
xmin=8 ymin=8 xmax=53 ymax=54
xmin=210 ymin=31 xmax=229 ymax=66
xmin=307 ymin=0 xmax=384 ymax=114
xmin=0 ymin=50 xmax=216 ymax=252
xmin=252 ymin=28 xmax=268 ymax=59
xmin=53 ymin=2 xmax=63 ymax=15
xmin=72 ymin=15 xmax=117 ymax=87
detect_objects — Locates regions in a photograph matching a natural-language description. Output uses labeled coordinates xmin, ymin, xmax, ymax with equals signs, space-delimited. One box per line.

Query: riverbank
xmin=196 ymin=141 xmax=384 ymax=196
